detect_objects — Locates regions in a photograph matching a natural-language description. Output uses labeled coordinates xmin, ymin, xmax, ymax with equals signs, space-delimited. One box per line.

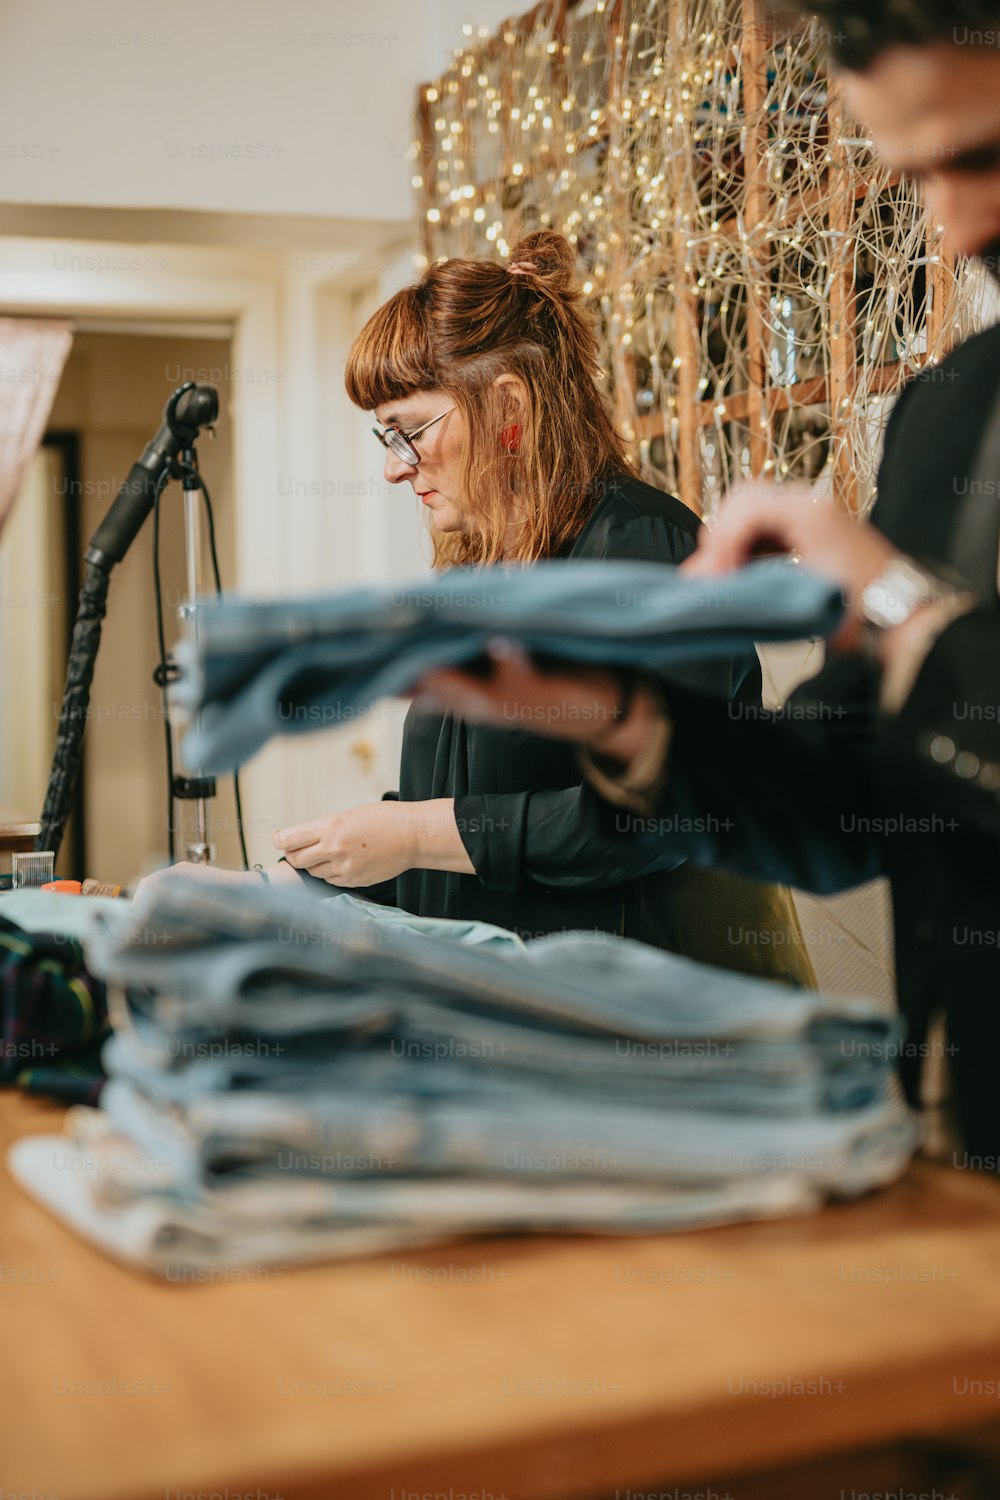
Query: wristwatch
xmin=860 ymin=555 xmax=974 ymax=637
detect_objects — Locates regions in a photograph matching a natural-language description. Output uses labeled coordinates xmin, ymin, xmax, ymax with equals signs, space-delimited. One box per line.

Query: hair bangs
xmin=344 ymin=286 xmax=438 ymax=410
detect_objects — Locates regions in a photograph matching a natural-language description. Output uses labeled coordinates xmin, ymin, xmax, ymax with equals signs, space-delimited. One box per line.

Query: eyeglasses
xmin=372 ymin=407 xmax=453 ymax=466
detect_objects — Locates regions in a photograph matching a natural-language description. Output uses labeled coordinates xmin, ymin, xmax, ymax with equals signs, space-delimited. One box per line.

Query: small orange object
xmin=40 ymin=880 xmax=83 ymax=895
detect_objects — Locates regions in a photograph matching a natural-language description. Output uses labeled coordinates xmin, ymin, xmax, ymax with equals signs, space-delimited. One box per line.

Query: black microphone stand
xmin=36 ymin=382 xmax=218 ymax=862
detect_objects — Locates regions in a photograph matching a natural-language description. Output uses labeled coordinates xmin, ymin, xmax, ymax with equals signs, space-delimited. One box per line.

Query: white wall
xmin=0 ymin=448 xmax=64 ymax=825
xmin=0 ymin=229 xmax=449 ymax=880
xmin=275 ymin=242 xmax=433 ymax=833
xmin=0 ymin=0 xmax=518 ymax=879
xmin=0 ymin=0 xmax=517 ymax=224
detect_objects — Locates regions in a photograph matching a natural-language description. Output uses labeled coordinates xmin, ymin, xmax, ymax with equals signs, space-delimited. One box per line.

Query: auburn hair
xmin=344 ymin=230 xmax=636 ymax=568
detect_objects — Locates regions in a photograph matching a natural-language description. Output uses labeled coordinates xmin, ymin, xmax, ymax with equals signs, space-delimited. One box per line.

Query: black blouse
xmin=295 ymin=470 xmax=819 ymax=984
xmin=393 ymin=470 xmax=760 ymax=943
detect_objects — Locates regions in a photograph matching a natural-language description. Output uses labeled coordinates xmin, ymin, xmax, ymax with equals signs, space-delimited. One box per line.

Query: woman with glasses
xmin=151 ymin=230 xmax=812 ymax=985
xmin=265 ymin=230 xmax=816 ymax=984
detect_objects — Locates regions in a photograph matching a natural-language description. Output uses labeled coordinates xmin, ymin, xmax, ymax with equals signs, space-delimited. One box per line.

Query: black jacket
xmin=396 ymin=472 xmax=755 ymax=940
xmin=298 ymin=472 xmax=816 ymax=985
xmin=616 ymin=322 xmax=1000 ymax=1158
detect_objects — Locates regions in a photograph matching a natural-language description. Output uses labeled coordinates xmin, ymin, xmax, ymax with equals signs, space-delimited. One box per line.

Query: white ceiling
xmin=0 ymin=0 xmax=519 ymax=226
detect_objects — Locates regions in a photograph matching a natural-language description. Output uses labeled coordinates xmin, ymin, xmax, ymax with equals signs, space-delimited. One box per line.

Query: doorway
xmin=0 ymin=327 xmax=240 ymax=883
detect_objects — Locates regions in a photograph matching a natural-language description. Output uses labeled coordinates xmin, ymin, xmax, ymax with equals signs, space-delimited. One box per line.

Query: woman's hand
xmin=273 ymin=799 xmax=473 ymax=885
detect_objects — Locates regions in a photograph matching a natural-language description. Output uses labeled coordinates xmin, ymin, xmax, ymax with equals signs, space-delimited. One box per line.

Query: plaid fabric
xmin=0 ymin=912 xmax=108 ymax=1105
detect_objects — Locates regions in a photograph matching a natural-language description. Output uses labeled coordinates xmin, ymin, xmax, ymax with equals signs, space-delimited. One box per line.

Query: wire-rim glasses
xmin=372 ymin=407 xmax=453 ymax=466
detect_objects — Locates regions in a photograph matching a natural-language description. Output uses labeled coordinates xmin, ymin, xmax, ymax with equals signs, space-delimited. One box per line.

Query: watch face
xmin=869 ymin=585 xmax=915 ymax=628
xmin=863 ymin=560 xmax=944 ymax=632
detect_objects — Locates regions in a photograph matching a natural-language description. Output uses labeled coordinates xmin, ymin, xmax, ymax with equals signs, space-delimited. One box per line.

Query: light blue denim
xmin=81 ymin=878 xmax=916 ymax=1218
xmin=174 ymin=559 xmax=844 ymax=771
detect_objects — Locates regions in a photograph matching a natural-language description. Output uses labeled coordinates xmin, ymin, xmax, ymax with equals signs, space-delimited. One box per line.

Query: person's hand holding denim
xmin=418 ymin=638 xmax=662 ymax=763
xmin=177 ymin=557 xmax=843 ymax=773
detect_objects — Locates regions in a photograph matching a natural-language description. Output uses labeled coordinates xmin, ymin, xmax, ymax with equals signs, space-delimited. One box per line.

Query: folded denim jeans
xmin=174 ymin=559 xmax=844 ymax=770
xmin=8 ymin=877 xmax=918 ymax=1277
xmin=100 ymin=1011 xmax=886 ymax=1116
xmin=87 ymin=882 xmax=891 ymax=1048
xmin=90 ymin=882 xmax=912 ymax=1141
xmin=86 ymin=881 xmax=903 ymax=1115
xmin=92 ymin=1072 xmax=916 ymax=1196
xmin=8 ymin=1124 xmax=818 ymax=1276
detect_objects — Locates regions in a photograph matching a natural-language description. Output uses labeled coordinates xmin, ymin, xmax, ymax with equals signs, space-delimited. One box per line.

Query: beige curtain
xmin=0 ymin=317 xmax=73 ymax=537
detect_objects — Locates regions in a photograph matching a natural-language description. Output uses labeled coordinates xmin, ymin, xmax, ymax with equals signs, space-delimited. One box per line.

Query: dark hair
xmin=768 ymin=0 xmax=1000 ymax=70
xmin=345 ymin=230 xmax=635 ymax=569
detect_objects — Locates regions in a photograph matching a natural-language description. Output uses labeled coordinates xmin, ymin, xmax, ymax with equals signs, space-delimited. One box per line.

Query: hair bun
xmin=507 ymin=230 xmax=578 ymax=298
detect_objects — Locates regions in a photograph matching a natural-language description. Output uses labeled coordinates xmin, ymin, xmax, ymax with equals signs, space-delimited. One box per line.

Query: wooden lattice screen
xmin=414 ymin=0 xmax=979 ymax=518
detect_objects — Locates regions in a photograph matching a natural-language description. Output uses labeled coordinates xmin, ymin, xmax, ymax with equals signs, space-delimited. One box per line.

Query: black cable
xmin=173 ymin=461 xmax=250 ymax=873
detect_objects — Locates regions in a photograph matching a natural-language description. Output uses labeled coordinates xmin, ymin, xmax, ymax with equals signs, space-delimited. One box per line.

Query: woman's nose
xmin=384 ymin=448 xmax=416 ymax=484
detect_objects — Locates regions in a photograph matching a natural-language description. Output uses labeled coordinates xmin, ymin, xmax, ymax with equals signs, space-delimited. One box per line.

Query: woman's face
xmin=374 ymin=388 xmax=468 ymax=534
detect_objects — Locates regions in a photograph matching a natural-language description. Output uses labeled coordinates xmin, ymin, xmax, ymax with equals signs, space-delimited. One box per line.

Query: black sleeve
xmin=462 ymin=779 xmax=697 ymax=890
xmin=883 ymin=608 xmax=1000 ymax=844
xmin=606 ymin=650 xmax=886 ymax=895
xmin=853 ymin=372 xmax=1000 ymax=844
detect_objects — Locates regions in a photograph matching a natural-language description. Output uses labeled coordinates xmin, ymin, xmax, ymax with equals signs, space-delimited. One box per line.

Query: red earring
xmin=500 ymin=423 xmax=521 ymax=453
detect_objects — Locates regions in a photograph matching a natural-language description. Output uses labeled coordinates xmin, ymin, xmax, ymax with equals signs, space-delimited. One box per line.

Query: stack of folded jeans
xmin=8 ymin=879 xmax=918 ymax=1277
xmin=174 ymin=557 xmax=844 ymax=771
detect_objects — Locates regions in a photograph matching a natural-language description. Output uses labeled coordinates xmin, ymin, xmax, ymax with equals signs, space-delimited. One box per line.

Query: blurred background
xmin=0 ymin=0 xmax=935 ymax=1006
xmin=0 ymin=0 xmax=518 ymax=884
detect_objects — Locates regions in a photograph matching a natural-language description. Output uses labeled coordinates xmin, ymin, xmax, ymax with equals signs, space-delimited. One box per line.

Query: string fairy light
xmin=414 ymin=0 xmax=981 ymax=517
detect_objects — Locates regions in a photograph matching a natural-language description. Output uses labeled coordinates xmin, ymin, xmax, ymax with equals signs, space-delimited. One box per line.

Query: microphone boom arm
xmin=36 ymin=383 xmax=218 ymax=859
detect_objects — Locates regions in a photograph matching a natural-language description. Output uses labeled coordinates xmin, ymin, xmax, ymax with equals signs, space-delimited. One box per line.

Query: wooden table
xmin=3 ymin=1093 xmax=1000 ymax=1500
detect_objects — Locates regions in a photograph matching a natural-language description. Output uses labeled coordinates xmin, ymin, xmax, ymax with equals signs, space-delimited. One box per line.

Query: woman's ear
xmin=494 ymin=373 xmax=528 ymax=452
xmin=493 ymin=372 xmax=529 ymax=415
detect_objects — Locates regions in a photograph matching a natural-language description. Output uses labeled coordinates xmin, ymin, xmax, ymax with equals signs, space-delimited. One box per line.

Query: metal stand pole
xmin=170 ymin=445 xmax=217 ymax=863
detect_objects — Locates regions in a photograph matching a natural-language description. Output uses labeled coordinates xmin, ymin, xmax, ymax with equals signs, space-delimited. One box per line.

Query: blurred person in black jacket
xmin=420 ymin=0 xmax=1000 ymax=1161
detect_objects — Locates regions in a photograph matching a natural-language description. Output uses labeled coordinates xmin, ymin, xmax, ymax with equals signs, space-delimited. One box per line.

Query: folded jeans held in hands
xmin=174 ymin=558 xmax=844 ymax=770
